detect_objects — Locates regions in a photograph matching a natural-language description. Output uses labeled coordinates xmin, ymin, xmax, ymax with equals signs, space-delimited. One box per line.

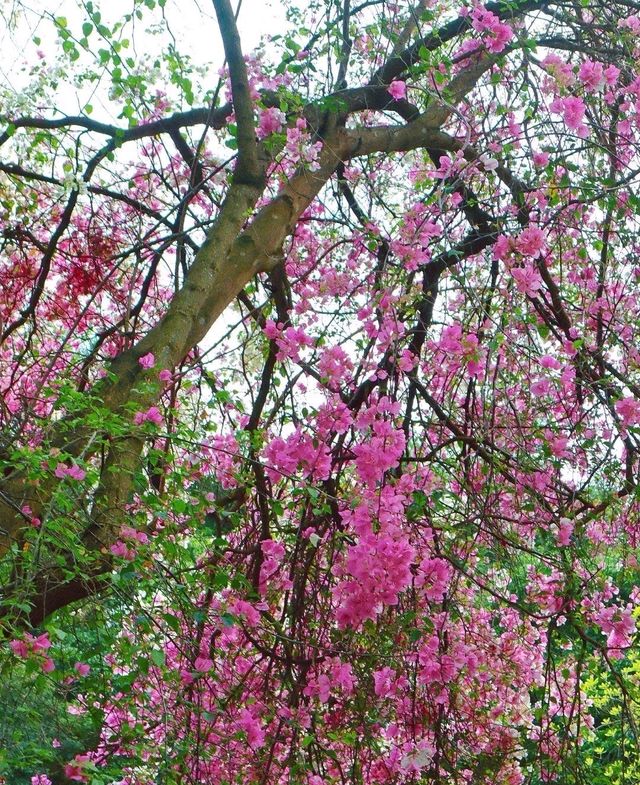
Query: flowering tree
xmin=2 ymin=0 xmax=640 ymax=782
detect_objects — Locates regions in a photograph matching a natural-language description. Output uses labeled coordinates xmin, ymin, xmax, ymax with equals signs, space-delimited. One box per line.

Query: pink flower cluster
xmin=54 ymin=462 xmax=86 ymax=481
xmin=578 ymin=60 xmax=619 ymax=93
xmin=620 ymin=14 xmax=640 ymax=33
xmin=10 ymin=632 xmax=54 ymax=673
xmin=263 ymin=428 xmax=331 ymax=482
xmin=303 ymin=658 xmax=354 ymax=703
xmin=596 ymin=605 xmax=635 ymax=655
xmin=352 ymin=419 xmax=405 ymax=487
xmin=138 ymin=352 xmax=155 ymax=369
xmin=259 ymin=538 xmax=286 ymax=594
xmin=415 ymin=557 xmax=452 ymax=601
xmin=437 ymin=324 xmax=485 ymax=377
xmin=334 ymin=531 xmax=415 ymax=628
xmin=257 ymin=106 xmax=285 ymax=139
xmin=64 ymin=754 xmax=91 ymax=782
xmin=317 ymin=344 xmax=353 ymax=388
xmin=284 ymin=118 xmax=322 ymax=171
xmin=387 ymin=80 xmax=407 ymax=101
xmin=549 ymin=96 xmax=588 ymax=137
xmin=133 ymin=405 xmax=163 ymax=426
xmin=615 ymin=396 xmax=640 ymax=427
xmin=470 ymin=6 xmax=514 ymax=53
xmin=110 ymin=524 xmax=149 ymax=560
xmin=263 ymin=319 xmax=314 ymax=362
xmin=516 ymin=226 xmax=546 ymax=258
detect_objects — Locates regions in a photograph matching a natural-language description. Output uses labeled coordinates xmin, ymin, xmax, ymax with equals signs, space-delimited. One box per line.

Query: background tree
xmin=2 ymin=0 xmax=640 ymax=782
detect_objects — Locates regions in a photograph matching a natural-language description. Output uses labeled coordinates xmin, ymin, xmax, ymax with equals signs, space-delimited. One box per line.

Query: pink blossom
xmin=556 ymin=518 xmax=574 ymax=546
xmin=604 ymin=64 xmax=620 ymax=87
xmin=194 ymin=655 xmax=213 ymax=672
xmin=387 ymin=80 xmax=407 ymax=100
xmin=54 ymin=463 xmax=86 ymax=481
xmin=512 ymin=265 xmax=543 ymax=297
xmin=74 ymin=662 xmax=91 ymax=677
xmin=596 ymin=606 xmax=635 ymax=653
xmin=31 ymin=776 xmax=53 ymax=785
xmin=159 ymin=368 xmax=172 ymax=382
xmin=530 ymin=379 xmax=551 ymax=396
xmin=470 ymin=7 xmax=513 ymax=52
xmin=620 ymin=14 xmax=640 ymax=33
xmin=64 ymin=755 xmax=91 ymax=782
xmin=237 ymin=708 xmax=265 ymax=749
xmin=516 ymin=226 xmax=546 ymax=258
xmin=416 ymin=557 xmax=452 ymax=601
xmin=540 ymin=355 xmax=562 ymax=370
xmin=550 ymin=96 xmax=588 ymax=136
xmin=542 ymin=54 xmax=575 ymax=88
xmin=32 ymin=633 xmax=51 ymax=653
xmin=373 ymin=666 xmax=396 ymax=697
xmin=578 ymin=60 xmax=605 ymax=93
xmin=138 ymin=352 xmax=155 ymax=369
xmin=133 ymin=406 xmax=164 ymax=426
xmin=110 ymin=540 xmax=136 ymax=560
xmin=533 ymin=151 xmax=549 ymax=167
xmin=615 ymin=396 xmax=640 ymax=426
xmin=41 ymin=657 xmax=55 ymax=673
xmin=9 ymin=638 xmax=30 ymax=658
xmin=257 ymin=107 xmax=285 ymax=139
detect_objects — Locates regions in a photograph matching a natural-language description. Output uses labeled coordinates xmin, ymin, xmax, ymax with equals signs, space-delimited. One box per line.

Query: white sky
xmin=0 ymin=0 xmax=287 ymax=116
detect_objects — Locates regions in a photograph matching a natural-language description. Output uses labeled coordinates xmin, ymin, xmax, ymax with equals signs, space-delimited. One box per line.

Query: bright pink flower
xmin=542 ymin=53 xmax=575 ymax=87
xmin=596 ymin=606 xmax=635 ymax=653
xmin=516 ymin=226 xmax=546 ymax=258
xmin=615 ymin=396 xmax=640 ymax=426
xmin=159 ymin=368 xmax=172 ymax=382
xmin=533 ymin=151 xmax=549 ymax=167
xmin=74 ymin=662 xmax=90 ymax=677
xmin=604 ymin=64 xmax=620 ymax=87
xmin=540 ymin=355 xmax=562 ymax=370
xmin=387 ymin=80 xmax=407 ymax=100
xmin=556 ymin=518 xmax=574 ymax=546
xmin=257 ymin=107 xmax=285 ymax=139
xmin=194 ymin=655 xmax=213 ymax=672
xmin=9 ymin=638 xmax=30 ymax=658
xmin=54 ymin=463 xmax=86 ymax=481
xmin=110 ymin=540 xmax=135 ymax=560
xmin=134 ymin=406 xmax=164 ymax=426
xmin=578 ymin=60 xmax=605 ymax=92
xmin=471 ymin=7 xmax=513 ymax=52
xmin=550 ymin=96 xmax=588 ymax=136
xmin=373 ymin=666 xmax=396 ymax=697
xmin=138 ymin=352 xmax=155 ymax=369
xmin=64 ymin=755 xmax=91 ymax=782
xmin=237 ymin=708 xmax=265 ymax=749
xmin=31 ymin=776 xmax=53 ymax=785
xmin=512 ymin=265 xmax=543 ymax=297
xmin=41 ymin=657 xmax=55 ymax=673
xmin=32 ymin=633 xmax=51 ymax=653
xmin=621 ymin=14 xmax=640 ymax=33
